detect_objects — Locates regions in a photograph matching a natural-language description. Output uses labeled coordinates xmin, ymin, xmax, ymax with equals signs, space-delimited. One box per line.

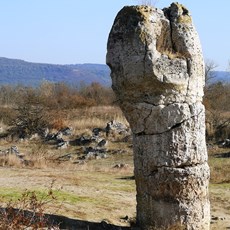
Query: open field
xmin=0 ymin=152 xmax=229 ymax=229
xmin=0 ymin=106 xmax=229 ymax=229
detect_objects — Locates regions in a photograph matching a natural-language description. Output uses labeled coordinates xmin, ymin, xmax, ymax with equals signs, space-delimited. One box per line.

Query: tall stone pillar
xmin=107 ymin=3 xmax=210 ymax=230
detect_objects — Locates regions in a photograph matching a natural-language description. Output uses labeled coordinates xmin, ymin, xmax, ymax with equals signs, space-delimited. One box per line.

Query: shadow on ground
xmin=0 ymin=207 xmax=140 ymax=230
xmin=47 ymin=213 xmax=140 ymax=230
xmin=214 ymin=151 xmax=230 ymax=158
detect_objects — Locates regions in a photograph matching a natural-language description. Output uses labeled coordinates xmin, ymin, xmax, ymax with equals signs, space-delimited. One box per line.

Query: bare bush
xmin=1 ymin=82 xmax=114 ymax=137
xmin=11 ymin=92 xmax=48 ymax=138
xmin=0 ymin=82 xmax=114 ymax=112
xmin=204 ymin=82 xmax=230 ymax=141
xmin=0 ymin=185 xmax=60 ymax=230
xmin=79 ymin=82 xmax=115 ymax=105
xmin=205 ymin=59 xmax=218 ymax=85
xmin=0 ymin=107 xmax=16 ymax=126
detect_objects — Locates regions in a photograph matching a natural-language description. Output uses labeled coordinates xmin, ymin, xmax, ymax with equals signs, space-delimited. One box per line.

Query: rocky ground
xmin=0 ymin=117 xmax=229 ymax=229
xmin=0 ymin=154 xmax=229 ymax=229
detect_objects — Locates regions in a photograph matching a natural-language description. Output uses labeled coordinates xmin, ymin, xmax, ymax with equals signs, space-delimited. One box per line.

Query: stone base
xmin=135 ymin=163 xmax=210 ymax=230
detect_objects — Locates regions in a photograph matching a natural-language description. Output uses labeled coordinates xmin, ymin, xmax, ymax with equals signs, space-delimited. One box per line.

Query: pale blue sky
xmin=0 ymin=0 xmax=229 ymax=70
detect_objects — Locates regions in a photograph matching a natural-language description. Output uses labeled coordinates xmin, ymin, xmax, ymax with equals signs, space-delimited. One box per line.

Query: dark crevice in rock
xmin=170 ymin=122 xmax=182 ymax=130
xmin=185 ymin=58 xmax=192 ymax=97
xmin=148 ymin=169 xmax=158 ymax=176
xmin=173 ymin=162 xmax=204 ymax=169
xmin=135 ymin=108 xmax=203 ymax=136
xmin=143 ymin=38 xmax=148 ymax=77
xmin=168 ymin=19 xmax=177 ymax=53
xmin=167 ymin=109 xmax=203 ymax=132
xmin=162 ymin=6 xmax=176 ymax=53
xmin=148 ymin=162 xmax=206 ymax=177
xmin=142 ymin=100 xmax=189 ymax=108
xmin=135 ymin=131 xmax=146 ymax=136
xmin=142 ymin=100 xmax=158 ymax=106
xmin=143 ymin=107 xmax=153 ymax=131
xmin=166 ymin=101 xmax=187 ymax=107
xmin=145 ymin=194 xmax=180 ymax=203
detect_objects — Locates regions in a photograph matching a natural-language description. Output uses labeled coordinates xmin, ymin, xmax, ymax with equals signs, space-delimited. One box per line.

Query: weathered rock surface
xmin=0 ymin=145 xmax=31 ymax=166
xmin=107 ymin=2 xmax=210 ymax=230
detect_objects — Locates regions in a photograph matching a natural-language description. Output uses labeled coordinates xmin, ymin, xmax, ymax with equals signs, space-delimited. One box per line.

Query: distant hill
xmin=211 ymin=71 xmax=230 ymax=83
xmin=0 ymin=57 xmax=111 ymax=87
xmin=0 ymin=57 xmax=229 ymax=87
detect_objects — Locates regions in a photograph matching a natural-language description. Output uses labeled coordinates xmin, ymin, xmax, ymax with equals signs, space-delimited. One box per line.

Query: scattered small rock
xmin=97 ymin=139 xmax=107 ymax=147
xmin=56 ymin=153 xmax=72 ymax=161
xmin=113 ymin=163 xmax=129 ymax=169
xmin=57 ymin=141 xmax=69 ymax=149
xmin=220 ymin=139 xmax=230 ymax=148
xmin=211 ymin=215 xmax=226 ymax=221
xmin=92 ymin=127 xmax=105 ymax=136
xmin=60 ymin=127 xmax=73 ymax=136
xmin=106 ymin=120 xmax=130 ymax=137
xmin=120 ymin=215 xmax=129 ymax=223
xmin=83 ymin=147 xmax=107 ymax=160
xmin=74 ymin=136 xmax=92 ymax=146
xmin=0 ymin=145 xmax=30 ymax=166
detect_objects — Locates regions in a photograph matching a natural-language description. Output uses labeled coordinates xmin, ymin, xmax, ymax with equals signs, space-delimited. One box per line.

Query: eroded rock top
xmin=107 ymin=2 xmax=205 ymax=106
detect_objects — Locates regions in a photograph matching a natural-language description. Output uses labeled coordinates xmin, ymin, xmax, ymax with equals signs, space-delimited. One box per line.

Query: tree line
xmin=204 ymin=60 xmax=230 ymax=142
xmin=0 ymin=81 xmax=115 ymax=136
xmin=0 ymin=65 xmax=229 ymax=142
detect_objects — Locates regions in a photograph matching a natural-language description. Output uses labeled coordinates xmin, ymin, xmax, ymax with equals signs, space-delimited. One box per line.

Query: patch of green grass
xmin=209 ymin=183 xmax=230 ymax=189
xmin=52 ymin=190 xmax=95 ymax=204
xmin=0 ymin=187 xmax=95 ymax=205
xmin=0 ymin=187 xmax=23 ymax=201
xmin=208 ymin=147 xmax=230 ymax=183
xmin=107 ymin=178 xmax=135 ymax=193
xmin=84 ymin=171 xmax=136 ymax=193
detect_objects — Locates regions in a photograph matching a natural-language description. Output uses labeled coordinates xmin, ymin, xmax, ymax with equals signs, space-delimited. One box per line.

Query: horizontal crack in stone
xmin=147 ymin=162 xmax=207 ymax=177
xmin=135 ymin=109 xmax=203 ymax=136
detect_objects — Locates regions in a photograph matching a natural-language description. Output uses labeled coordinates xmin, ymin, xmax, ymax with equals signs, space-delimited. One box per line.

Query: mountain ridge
xmin=0 ymin=57 xmax=111 ymax=86
xmin=0 ymin=57 xmax=229 ymax=87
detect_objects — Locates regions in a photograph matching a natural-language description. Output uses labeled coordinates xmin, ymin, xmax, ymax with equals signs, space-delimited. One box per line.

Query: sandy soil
xmin=0 ymin=165 xmax=229 ymax=229
xmin=0 ymin=165 xmax=136 ymax=227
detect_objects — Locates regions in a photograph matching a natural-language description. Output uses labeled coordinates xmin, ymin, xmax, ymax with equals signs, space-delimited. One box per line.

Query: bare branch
xmin=205 ymin=59 xmax=218 ymax=85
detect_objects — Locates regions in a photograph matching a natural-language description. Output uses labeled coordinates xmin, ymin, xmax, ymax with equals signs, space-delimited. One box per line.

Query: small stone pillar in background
xmin=107 ymin=2 xmax=210 ymax=230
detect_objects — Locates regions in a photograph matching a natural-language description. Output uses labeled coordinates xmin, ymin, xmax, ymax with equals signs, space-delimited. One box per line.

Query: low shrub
xmin=0 ymin=184 xmax=60 ymax=230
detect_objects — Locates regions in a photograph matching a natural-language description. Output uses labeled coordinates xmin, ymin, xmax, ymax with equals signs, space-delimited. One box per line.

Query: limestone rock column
xmin=107 ymin=3 xmax=210 ymax=230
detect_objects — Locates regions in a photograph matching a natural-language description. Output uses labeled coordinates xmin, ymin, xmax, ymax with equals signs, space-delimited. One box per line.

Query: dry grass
xmin=0 ymin=105 xmax=229 ymax=228
xmin=0 ymin=104 xmax=134 ymax=227
xmin=27 ymin=144 xmax=51 ymax=169
xmin=0 ymin=142 xmax=53 ymax=169
xmin=0 ymin=164 xmax=136 ymax=226
xmin=64 ymin=106 xmax=128 ymax=136
xmin=0 ymin=182 xmax=60 ymax=230
xmin=0 ymin=154 xmax=22 ymax=168
xmin=0 ymin=106 xmax=130 ymax=170
xmin=208 ymin=147 xmax=230 ymax=184
xmin=0 ymin=120 xmax=8 ymax=133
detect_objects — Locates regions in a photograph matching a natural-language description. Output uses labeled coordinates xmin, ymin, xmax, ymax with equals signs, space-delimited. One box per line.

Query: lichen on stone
xmin=177 ymin=15 xmax=192 ymax=24
xmin=118 ymin=5 xmax=153 ymax=24
xmin=163 ymin=2 xmax=192 ymax=24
